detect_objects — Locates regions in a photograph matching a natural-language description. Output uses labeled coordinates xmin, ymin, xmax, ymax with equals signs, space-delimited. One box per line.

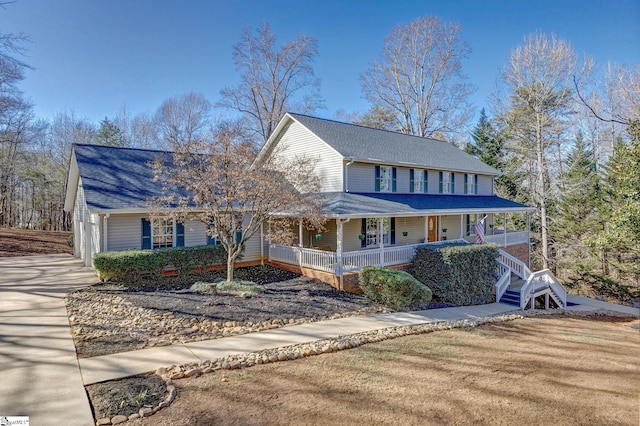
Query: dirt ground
xmin=131 ymin=315 xmax=640 ymax=426
xmin=0 ymin=227 xmax=72 ymax=256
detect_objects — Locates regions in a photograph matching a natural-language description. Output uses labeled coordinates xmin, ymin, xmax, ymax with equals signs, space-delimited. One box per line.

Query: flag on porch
xmin=474 ymin=216 xmax=486 ymax=244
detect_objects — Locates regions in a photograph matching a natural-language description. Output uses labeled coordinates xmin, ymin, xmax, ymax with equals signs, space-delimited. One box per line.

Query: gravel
xmin=67 ymin=266 xmax=388 ymax=358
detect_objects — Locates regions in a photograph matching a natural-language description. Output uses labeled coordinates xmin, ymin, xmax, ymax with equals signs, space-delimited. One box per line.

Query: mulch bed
xmin=86 ymin=374 xmax=167 ymax=419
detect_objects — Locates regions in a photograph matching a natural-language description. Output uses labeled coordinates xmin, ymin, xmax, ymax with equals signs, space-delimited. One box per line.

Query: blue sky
xmin=3 ymin=0 xmax=639 ymax=129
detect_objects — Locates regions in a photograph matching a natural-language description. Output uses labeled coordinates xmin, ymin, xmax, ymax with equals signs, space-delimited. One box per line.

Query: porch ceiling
xmin=315 ymin=192 xmax=535 ymax=218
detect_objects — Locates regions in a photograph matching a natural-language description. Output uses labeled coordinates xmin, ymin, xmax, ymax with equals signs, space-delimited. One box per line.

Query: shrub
xmin=408 ymin=243 xmax=498 ymax=306
xmin=216 ymin=279 xmax=266 ymax=296
xmin=190 ymin=281 xmax=216 ymax=292
xmin=67 ymin=234 xmax=74 ymax=247
xmin=93 ymin=245 xmax=227 ymax=283
xmin=358 ymin=266 xmax=432 ymax=309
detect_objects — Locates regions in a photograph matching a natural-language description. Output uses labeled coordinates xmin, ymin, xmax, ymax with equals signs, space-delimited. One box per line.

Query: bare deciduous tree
xmin=219 ymin=23 xmax=323 ymax=145
xmin=360 ymin=16 xmax=475 ymax=141
xmin=495 ymin=32 xmax=593 ymax=269
xmin=154 ymin=92 xmax=212 ymax=150
xmin=151 ymin=120 xmax=325 ymax=281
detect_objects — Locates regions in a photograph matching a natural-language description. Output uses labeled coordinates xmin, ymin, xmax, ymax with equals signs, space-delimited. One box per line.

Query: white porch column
xmin=459 ymin=214 xmax=464 ymax=239
xmin=102 ymin=213 xmax=109 ymax=252
xmin=260 ymin=222 xmax=264 ymax=264
xmin=298 ymin=219 xmax=303 ymax=248
xmin=336 ymin=218 xmax=350 ymax=291
xmin=267 ymin=219 xmax=272 ymax=261
xmin=378 ymin=218 xmax=384 ymax=266
xmin=504 ymin=213 xmax=507 ymax=247
xmin=526 ymin=213 xmax=531 ymax=267
xmin=424 ymin=217 xmax=428 ymax=243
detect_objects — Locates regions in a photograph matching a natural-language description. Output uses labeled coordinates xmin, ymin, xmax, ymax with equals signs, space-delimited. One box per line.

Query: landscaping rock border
xmin=93 ymin=374 xmax=174 ymax=426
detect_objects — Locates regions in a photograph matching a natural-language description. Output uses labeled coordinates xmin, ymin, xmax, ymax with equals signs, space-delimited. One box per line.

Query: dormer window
xmin=439 ymin=172 xmax=455 ymax=194
xmin=375 ymin=165 xmax=396 ymax=192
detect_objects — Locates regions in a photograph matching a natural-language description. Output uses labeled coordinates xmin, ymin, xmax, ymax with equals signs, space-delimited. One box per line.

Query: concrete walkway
xmin=79 ymin=293 xmax=639 ymax=385
xmin=0 ymin=255 xmax=98 ymax=426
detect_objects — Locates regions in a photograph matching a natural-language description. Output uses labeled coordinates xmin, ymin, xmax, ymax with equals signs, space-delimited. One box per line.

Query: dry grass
xmin=132 ymin=315 xmax=640 ymax=425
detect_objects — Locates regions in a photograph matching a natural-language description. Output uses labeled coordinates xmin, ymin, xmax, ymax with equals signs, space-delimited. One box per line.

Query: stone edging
xmin=96 ymin=308 xmax=634 ymax=424
xmin=94 ymin=374 xmax=175 ymax=425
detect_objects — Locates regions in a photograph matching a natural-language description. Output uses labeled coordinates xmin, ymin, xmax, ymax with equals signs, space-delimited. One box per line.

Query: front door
xmin=427 ymin=216 xmax=438 ymax=242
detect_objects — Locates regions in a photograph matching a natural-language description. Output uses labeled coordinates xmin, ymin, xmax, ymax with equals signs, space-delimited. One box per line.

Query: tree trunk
xmin=536 ymin=114 xmax=549 ymax=270
xmin=226 ymin=249 xmax=235 ymax=282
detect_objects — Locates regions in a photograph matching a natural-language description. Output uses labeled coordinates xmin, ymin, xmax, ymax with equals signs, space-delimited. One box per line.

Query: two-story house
xmin=257 ymin=113 xmax=534 ymax=287
xmin=65 ymin=113 xmax=542 ymax=301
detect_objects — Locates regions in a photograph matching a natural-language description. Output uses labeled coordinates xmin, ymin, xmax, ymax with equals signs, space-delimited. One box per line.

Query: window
xmin=141 ymin=218 xmax=184 ymax=249
xmin=361 ymin=218 xmax=396 ymax=247
xmin=465 ymin=174 xmax=478 ymax=194
xmin=465 ymin=214 xmax=478 ymax=236
xmin=153 ymin=218 xmax=174 ymax=248
xmin=410 ymin=169 xmax=428 ymax=193
xmin=439 ymin=172 xmax=455 ymax=194
xmin=375 ymin=165 xmax=396 ymax=192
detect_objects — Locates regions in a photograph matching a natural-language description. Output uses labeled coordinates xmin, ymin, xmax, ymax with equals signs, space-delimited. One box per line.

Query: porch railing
xmin=269 ymin=244 xmax=337 ymax=273
xmin=271 ymin=238 xmax=471 ymax=275
xmin=299 ymin=247 xmax=337 ymax=273
xmin=484 ymin=230 xmax=529 ymax=247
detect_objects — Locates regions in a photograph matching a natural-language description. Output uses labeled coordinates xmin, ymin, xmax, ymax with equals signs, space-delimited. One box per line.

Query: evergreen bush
xmin=93 ymin=245 xmax=227 ymax=284
xmin=408 ymin=243 xmax=498 ymax=306
xmin=358 ymin=266 xmax=432 ymax=309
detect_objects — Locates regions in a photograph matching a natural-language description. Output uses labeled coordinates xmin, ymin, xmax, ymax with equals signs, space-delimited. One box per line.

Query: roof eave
xmin=343 ymin=157 xmax=500 ymax=176
xmin=63 ymin=149 xmax=79 ymax=212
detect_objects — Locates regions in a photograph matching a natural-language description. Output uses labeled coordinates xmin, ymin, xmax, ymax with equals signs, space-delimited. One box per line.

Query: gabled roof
xmin=283 ymin=113 xmax=499 ymax=175
xmin=315 ymin=192 xmax=533 ymax=218
xmin=65 ymin=144 xmax=174 ymax=213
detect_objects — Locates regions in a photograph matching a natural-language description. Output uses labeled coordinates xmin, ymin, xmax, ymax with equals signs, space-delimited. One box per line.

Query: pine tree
xmin=465 ymin=109 xmax=518 ymax=199
xmin=553 ymin=132 xmax=601 ymax=277
xmin=95 ymin=117 xmax=128 ymax=147
xmin=589 ymin=126 xmax=640 ymax=285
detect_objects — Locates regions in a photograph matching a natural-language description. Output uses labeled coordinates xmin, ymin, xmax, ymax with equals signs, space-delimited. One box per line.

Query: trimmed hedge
xmin=94 ymin=245 xmax=228 ymax=283
xmin=407 ymin=243 xmax=498 ymax=306
xmin=358 ymin=266 xmax=432 ymax=309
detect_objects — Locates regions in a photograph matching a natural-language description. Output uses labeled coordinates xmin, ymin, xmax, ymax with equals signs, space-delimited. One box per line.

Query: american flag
xmin=474 ymin=216 xmax=487 ymax=244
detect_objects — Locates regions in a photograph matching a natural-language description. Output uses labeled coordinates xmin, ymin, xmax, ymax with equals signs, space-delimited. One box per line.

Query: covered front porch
xmin=266 ymin=212 xmax=531 ymax=290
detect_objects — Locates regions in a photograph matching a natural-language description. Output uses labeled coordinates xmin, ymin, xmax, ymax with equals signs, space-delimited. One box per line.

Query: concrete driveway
xmin=0 ymin=254 xmax=98 ymax=426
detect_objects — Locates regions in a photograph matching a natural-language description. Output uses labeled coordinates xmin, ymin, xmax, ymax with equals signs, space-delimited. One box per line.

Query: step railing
xmin=495 ymin=260 xmax=511 ymax=303
xmin=520 ymin=269 xmax=566 ymax=309
xmin=498 ymin=249 xmax=531 ymax=280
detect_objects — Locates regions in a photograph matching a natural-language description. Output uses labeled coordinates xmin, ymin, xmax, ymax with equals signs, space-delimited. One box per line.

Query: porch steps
xmin=499 ymin=278 xmax=525 ymax=306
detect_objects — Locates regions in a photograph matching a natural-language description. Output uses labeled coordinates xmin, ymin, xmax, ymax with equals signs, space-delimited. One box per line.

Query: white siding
xmin=426 ymin=170 xmax=438 ymax=194
xmin=346 ymin=162 xmax=374 ymax=192
xmin=478 ymin=175 xmax=493 ymax=195
xmin=241 ymin=215 xmax=263 ymax=262
xmin=395 ymin=217 xmax=426 ymax=245
xmin=73 ymin=180 xmax=100 ymax=266
xmin=441 ymin=215 xmax=464 ymax=239
xmin=343 ymin=219 xmax=365 ymax=252
xmin=107 ymin=215 xmax=144 ymax=251
xmin=274 ymin=120 xmax=344 ymax=192
xmin=184 ymin=220 xmax=207 ymax=247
